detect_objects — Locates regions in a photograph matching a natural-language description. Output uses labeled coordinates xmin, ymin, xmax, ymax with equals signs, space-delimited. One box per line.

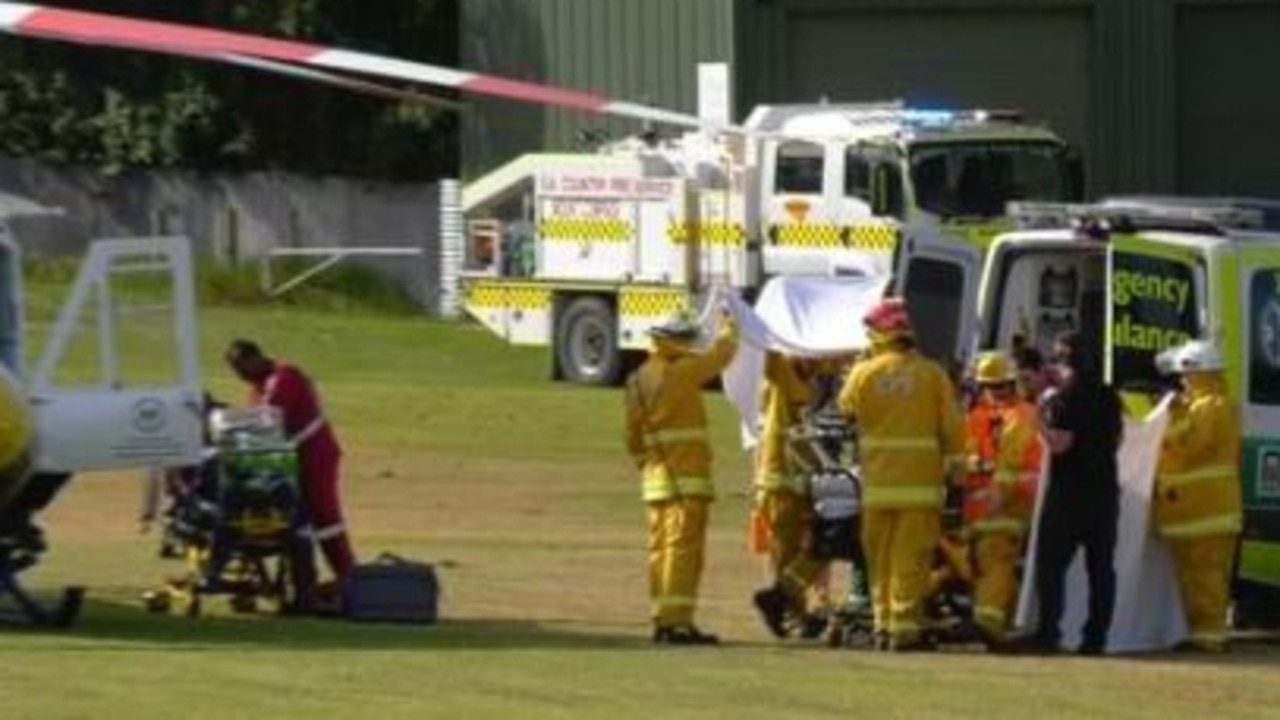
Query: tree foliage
xmin=0 ymin=0 xmax=458 ymax=180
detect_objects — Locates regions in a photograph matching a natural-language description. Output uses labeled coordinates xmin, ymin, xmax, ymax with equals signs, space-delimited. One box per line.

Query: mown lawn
xmin=3 ymin=290 xmax=1280 ymax=719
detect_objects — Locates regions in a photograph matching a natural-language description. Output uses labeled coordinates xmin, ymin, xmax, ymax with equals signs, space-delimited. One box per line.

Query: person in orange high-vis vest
xmin=964 ymin=351 xmax=1042 ymax=646
xmin=839 ymin=297 xmax=966 ymax=651
xmin=625 ymin=309 xmax=738 ymax=645
xmin=1153 ymin=340 xmax=1241 ymax=652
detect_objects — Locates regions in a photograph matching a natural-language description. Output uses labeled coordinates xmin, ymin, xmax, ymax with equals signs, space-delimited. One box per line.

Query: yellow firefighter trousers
xmin=760 ymin=489 xmax=823 ymax=613
xmin=1169 ymin=534 xmax=1237 ymax=650
xmin=863 ymin=507 xmax=940 ymax=642
xmin=972 ymin=532 xmax=1024 ymax=638
xmin=647 ymin=497 xmax=710 ymax=628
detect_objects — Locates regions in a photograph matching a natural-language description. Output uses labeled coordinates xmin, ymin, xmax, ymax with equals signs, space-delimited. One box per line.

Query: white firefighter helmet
xmin=1156 ymin=339 xmax=1225 ymax=374
xmin=647 ymin=309 xmax=702 ymax=342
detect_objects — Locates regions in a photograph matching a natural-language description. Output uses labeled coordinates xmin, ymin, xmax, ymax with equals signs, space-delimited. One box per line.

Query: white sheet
xmin=1014 ymin=396 xmax=1188 ymax=653
xmin=703 ymin=275 xmax=891 ymax=448
xmin=694 ymin=279 xmax=1187 ymax=654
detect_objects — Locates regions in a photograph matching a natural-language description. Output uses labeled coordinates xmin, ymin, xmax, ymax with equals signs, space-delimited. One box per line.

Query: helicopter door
xmin=28 ymin=237 xmax=203 ymax=473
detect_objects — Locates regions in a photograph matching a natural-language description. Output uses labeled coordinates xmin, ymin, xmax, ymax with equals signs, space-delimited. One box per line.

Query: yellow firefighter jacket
xmin=1154 ymin=375 xmax=1242 ymax=539
xmin=754 ymin=353 xmax=816 ymax=495
xmin=838 ymin=346 xmax=965 ymax=509
xmin=0 ymin=367 xmax=33 ymax=504
xmin=625 ymin=324 xmax=738 ymax=502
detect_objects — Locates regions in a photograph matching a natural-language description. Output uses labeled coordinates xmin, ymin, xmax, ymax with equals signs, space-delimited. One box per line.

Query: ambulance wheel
xmin=556 ymin=296 xmax=620 ymax=385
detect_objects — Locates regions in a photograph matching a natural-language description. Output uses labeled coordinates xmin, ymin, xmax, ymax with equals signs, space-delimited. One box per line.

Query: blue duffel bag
xmin=342 ymin=553 xmax=439 ymax=624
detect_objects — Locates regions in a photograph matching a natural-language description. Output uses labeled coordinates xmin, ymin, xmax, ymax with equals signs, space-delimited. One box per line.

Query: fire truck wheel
xmin=556 ymin=296 xmax=620 ymax=385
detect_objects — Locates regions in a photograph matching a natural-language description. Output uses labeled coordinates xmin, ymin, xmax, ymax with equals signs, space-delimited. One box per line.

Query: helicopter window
xmin=775 ymin=141 xmax=824 ymax=194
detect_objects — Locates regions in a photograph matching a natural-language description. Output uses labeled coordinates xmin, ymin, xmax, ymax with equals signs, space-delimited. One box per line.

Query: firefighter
xmin=625 ymin=309 xmax=738 ymax=645
xmin=964 ymin=351 xmax=1042 ymax=646
xmin=749 ymin=351 xmax=824 ymax=638
xmin=838 ymin=297 xmax=965 ymax=651
xmin=225 ymin=339 xmax=357 ymax=604
xmin=1153 ymin=339 xmax=1241 ymax=652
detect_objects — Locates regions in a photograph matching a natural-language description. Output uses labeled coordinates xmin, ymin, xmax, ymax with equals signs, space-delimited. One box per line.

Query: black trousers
xmin=0 ymin=472 xmax=72 ymax=533
xmin=1034 ymin=487 xmax=1119 ymax=649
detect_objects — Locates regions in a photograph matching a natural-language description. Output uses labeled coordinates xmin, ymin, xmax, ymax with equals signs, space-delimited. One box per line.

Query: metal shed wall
xmin=1175 ymin=1 xmax=1280 ymax=195
xmin=460 ymin=0 xmax=735 ymax=180
xmin=735 ymin=0 xmax=1280 ymax=197
xmin=461 ymin=0 xmax=1280 ymax=198
xmin=734 ymin=0 xmax=1117 ymax=195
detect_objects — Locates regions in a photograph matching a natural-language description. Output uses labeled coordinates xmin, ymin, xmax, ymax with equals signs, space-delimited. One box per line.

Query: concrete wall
xmin=0 ymin=156 xmax=443 ymax=309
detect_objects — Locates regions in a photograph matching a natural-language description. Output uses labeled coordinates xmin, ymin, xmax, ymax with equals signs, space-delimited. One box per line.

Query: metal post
xmin=438 ymin=179 xmax=463 ymax=319
xmin=683 ymin=184 xmax=702 ymax=294
xmin=223 ymin=205 xmax=240 ymax=266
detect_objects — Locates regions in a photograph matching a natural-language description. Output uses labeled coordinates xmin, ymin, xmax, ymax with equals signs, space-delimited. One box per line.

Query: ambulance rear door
xmin=893 ymin=228 xmax=982 ymax=369
xmin=1105 ymin=232 xmax=1206 ymax=395
xmin=1234 ymin=242 xmax=1280 ymax=589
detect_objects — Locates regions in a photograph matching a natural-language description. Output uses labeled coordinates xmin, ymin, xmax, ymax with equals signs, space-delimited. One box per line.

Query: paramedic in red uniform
xmin=225 ymin=340 xmax=357 ymax=588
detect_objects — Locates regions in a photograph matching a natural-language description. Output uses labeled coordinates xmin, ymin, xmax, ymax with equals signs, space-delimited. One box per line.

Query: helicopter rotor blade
xmin=219 ymin=53 xmax=464 ymax=112
xmin=0 ymin=2 xmax=738 ymax=134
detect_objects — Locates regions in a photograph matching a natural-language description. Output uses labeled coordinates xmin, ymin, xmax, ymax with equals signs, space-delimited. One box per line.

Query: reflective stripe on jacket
xmin=1155 ymin=377 xmax=1242 ymax=539
xmin=838 ymin=347 xmax=964 ymax=509
xmin=965 ymin=398 xmax=1041 ymax=534
xmin=626 ymin=325 xmax=738 ymax=502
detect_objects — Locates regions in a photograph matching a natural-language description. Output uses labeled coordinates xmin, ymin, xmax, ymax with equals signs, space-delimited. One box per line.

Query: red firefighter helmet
xmin=864 ymin=296 xmax=915 ymax=341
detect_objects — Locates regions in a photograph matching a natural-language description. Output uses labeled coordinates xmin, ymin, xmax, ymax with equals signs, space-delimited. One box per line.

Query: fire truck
xmin=458 ymin=102 xmax=1082 ymax=384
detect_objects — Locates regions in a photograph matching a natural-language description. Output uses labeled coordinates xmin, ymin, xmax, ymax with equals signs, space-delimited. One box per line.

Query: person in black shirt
xmin=1031 ymin=331 xmax=1124 ymax=655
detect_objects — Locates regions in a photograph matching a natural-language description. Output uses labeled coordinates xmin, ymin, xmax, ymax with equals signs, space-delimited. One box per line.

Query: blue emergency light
xmin=901 ymin=109 xmax=957 ymax=127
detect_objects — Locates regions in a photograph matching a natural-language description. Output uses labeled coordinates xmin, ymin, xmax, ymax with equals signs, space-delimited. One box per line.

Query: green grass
xmin=3 ymin=287 xmax=1280 ymax=719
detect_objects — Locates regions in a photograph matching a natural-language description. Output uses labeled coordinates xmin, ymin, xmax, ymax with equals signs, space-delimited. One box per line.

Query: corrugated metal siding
xmin=463 ymin=0 xmax=1280 ymax=197
xmin=461 ymin=0 xmax=734 ymax=180
xmin=734 ymin=0 xmax=1280 ymax=198
xmin=779 ymin=8 xmax=1093 ymax=147
xmin=735 ymin=0 xmax=1108 ymax=194
xmin=1175 ymin=2 xmax=1280 ymax=195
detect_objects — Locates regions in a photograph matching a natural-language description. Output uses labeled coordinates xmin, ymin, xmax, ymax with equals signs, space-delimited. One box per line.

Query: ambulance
xmin=458 ymin=103 xmax=1081 ymax=384
xmin=893 ymin=197 xmax=1280 ymax=625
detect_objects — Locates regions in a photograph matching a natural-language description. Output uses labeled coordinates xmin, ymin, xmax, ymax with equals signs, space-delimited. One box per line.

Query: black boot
xmin=664 ymin=625 xmax=720 ymax=645
xmin=752 ymin=585 xmax=789 ymax=638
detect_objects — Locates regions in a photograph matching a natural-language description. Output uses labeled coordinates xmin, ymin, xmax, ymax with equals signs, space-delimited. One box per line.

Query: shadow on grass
xmin=5 ymin=598 xmax=647 ymax=653
xmin=1096 ymin=634 xmax=1280 ymax=669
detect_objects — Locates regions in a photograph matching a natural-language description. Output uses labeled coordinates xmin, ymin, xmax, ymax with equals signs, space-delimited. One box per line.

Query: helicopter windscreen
xmin=910 ymin=142 xmax=1071 ymax=219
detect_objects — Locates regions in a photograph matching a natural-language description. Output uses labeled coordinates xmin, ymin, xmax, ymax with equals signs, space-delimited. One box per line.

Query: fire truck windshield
xmin=909 ymin=141 xmax=1071 ymax=219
